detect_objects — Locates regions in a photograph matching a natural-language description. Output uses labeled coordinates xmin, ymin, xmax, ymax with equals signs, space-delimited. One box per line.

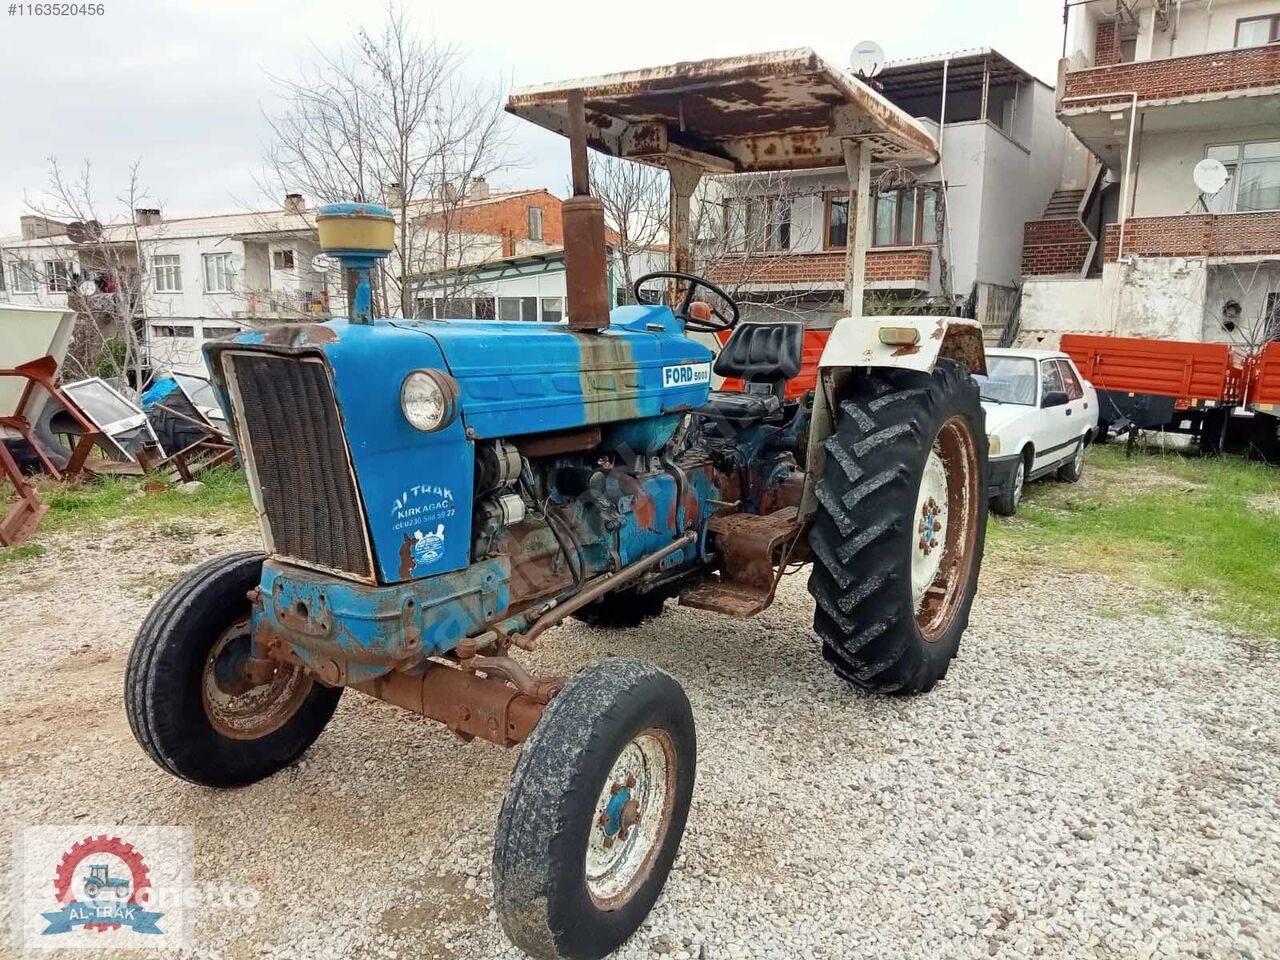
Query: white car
xmin=977 ymin=348 xmax=1099 ymax=515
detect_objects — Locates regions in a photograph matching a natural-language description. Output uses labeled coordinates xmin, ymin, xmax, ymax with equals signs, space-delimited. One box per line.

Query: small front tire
xmin=493 ymin=658 xmax=695 ymax=960
xmin=125 ymin=551 xmax=342 ymax=788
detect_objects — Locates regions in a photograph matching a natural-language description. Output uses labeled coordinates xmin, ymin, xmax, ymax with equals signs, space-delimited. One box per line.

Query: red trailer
xmin=1059 ymin=334 xmax=1246 ymax=453
xmin=1244 ymin=341 xmax=1280 ymax=459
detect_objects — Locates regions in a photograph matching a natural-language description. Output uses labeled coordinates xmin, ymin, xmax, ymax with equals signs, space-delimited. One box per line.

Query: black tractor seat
xmin=700 ymin=320 xmax=804 ymax=426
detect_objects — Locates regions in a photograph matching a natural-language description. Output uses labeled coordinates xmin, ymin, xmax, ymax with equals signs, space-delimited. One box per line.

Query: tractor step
xmin=679 ymin=507 xmax=806 ymax=617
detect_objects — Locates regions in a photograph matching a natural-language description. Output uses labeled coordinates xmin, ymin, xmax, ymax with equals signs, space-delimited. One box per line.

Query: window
xmin=1265 ymin=292 xmax=1280 ymax=342
xmin=153 ymin=324 xmax=195 ymax=338
xmin=203 ymin=326 xmax=241 ymax=340
xmin=44 ymin=260 xmax=73 ymax=293
xmin=0 ymin=261 xmax=5 ymax=291
xmin=826 ymin=196 xmax=849 ymax=248
xmin=977 ymin=356 xmax=1036 ymax=406
xmin=1040 ymin=360 xmax=1066 ymax=403
xmin=203 ymin=253 xmax=235 ymax=293
xmin=1235 ymin=15 xmax=1280 ymax=47
xmin=724 ymin=197 xmax=791 ymax=252
xmin=475 ymin=297 xmax=495 ymax=320
xmin=528 ymin=206 xmax=544 ymax=241
xmin=497 ymin=296 xmax=538 ymax=321
xmin=541 ymin=297 xmax=564 ymax=323
xmin=152 ymin=254 xmax=182 ymax=292
xmin=272 ymin=249 xmax=295 ymax=270
xmin=9 ymin=261 xmax=37 ymax=294
xmin=871 ymin=186 xmax=942 ymax=247
xmin=1056 ymin=360 xmax=1084 ymax=401
xmin=1205 ymin=141 xmax=1280 ymax=212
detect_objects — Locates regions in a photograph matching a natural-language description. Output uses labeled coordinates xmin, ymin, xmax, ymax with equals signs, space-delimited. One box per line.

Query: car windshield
xmin=976 ymin=356 xmax=1037 ymax=405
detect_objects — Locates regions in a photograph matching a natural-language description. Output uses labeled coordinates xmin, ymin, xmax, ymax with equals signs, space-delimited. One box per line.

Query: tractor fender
xmin=800 ymin=316 xmax=987 ymax=516
xmin=817 ymin=315 xmax=987 ymax=377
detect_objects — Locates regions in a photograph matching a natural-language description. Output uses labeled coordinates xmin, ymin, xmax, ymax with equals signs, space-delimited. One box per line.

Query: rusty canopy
xmin=506 ymin=48 xmax=939 ymax=173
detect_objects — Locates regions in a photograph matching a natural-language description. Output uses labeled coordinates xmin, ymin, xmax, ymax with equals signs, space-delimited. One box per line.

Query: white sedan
xmin=977 ymin=348 xmax=1099 ymax=515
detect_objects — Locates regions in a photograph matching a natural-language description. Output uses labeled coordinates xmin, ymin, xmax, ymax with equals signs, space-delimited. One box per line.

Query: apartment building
xmin=0 ymin=182 xmax=562 ymax=374
xmin=698 ymin=48 xmax=1081 ymax=340
xmin=1020 ymin=0 xmax=1280 ymax=347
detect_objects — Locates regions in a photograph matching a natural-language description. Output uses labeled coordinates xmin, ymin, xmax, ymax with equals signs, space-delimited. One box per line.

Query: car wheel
xmin=991 ymin=454 xmax=1026 ymax=516
xmin=1057 ymin=439 xmax=1086 ymax=483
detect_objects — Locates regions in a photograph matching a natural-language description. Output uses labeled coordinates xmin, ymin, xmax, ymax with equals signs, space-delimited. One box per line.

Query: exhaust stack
xmin=562 ymin=90 xmax=610 ymax=333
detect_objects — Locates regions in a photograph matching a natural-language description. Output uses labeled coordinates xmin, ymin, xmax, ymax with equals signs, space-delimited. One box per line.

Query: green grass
xmin=989 ymin=444 xmax=1280 ymax=641
xmin=0 ymin=467 xmax=253 ymax=566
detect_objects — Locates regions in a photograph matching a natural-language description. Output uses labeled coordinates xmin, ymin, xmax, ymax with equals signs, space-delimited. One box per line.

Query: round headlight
xmin=400 ymin=370 xmax=457 ymax=432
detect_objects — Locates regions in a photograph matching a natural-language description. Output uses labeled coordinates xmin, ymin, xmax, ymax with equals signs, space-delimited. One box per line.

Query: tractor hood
xmin=204 ymin=305 xmax=713 ymax=585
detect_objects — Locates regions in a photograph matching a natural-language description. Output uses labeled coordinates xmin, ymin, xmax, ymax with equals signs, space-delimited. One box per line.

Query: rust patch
xmin=398 ymin=533 xmax=416 ymax=580
xmin=892 ymin=343 xmax=922 ymax=357
xmin=258 ymin=323 xmax=339 ymax=347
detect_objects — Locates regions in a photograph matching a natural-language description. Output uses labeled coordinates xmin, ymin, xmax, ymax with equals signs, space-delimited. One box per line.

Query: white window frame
xmin=9 ymin=260 xmax=38 ymax=294
xmin=1205 ymin=140 xmax=1280 ymax=213
xmin=153 ymin=254 xmax=182 ymax=293
xmin=272 ymin=249 xmax=295 ymax=270
xmin=203 ymin=252 xmax=235 ymax=293
xmin=44 ymin=259 xmax=73 ymax=293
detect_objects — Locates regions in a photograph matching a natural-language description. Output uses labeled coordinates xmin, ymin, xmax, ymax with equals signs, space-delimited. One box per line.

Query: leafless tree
xmin=585 ymin=155 xmax=668 ymax=303
xmin=14 ymin=158 xmax=153 ymax=389
xmin=690 ymin=172 xmax=818 ymax=319
xmin=262 ymin=3 xmax=513 ymax=318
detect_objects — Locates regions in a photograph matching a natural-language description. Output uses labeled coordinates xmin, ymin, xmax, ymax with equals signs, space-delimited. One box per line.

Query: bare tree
xmin=586 ymin=154 xmax=668 ymax=303
xmin=15 ymin=158 xmax=153 ymax=388
xmin=690 ymin=172 xmax=818 ymax=319
xmin=262 ymin=3 xmax=513 ymax=318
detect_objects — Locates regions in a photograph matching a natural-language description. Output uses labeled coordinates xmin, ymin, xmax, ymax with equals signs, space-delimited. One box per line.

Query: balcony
xmin=242 ymin=290 xmax=331 ymax=320
xmin=702 ymin=249 xmax=933 ymax=291
xmin=1061 ymin=44 xmax=1280 ymax=110
xmin=1103 ymin=212 xmax=1280 ymax=261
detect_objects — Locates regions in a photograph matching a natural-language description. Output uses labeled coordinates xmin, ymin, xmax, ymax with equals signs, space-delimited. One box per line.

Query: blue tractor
xmin=126 ymin=51 xmax=989 ymax=960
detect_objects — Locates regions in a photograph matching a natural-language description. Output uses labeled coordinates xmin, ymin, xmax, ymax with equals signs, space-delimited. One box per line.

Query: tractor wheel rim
xmin=1014 ymin=461 xmax=1025 ymax=504
xmin=584 ymin=728 xmax=676 ymax=909
xmin=202 ymin=616 xmax=312 ymax=740
xmin=913 ymin=416 xmax=981 ymax=642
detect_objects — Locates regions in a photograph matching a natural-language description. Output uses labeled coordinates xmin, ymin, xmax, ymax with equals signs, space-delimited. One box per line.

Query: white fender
xmin=818 ymin=315 xmax=987 ymax=377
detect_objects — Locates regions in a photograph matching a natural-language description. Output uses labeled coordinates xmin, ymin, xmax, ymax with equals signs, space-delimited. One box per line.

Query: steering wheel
xmin=633 ymin=271 xmax=740 ymax=333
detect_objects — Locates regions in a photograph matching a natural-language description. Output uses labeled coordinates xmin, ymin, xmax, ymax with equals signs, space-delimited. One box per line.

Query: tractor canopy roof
xmin=506 ymin=47 xmax=939 ymax=173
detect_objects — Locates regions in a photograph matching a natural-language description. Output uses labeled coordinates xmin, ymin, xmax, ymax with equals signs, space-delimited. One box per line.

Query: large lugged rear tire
xmin=807 ymin=360 xmax=988 ymax=695
xmin=125 ymin=551 xmax=343 ymax=788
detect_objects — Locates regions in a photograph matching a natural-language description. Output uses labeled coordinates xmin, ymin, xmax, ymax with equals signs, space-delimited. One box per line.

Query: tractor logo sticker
xmin=661 ymin=362 xmax=710 ymax=389
xmin=40 ymin=834 xmax=166 ymax=937
xmin=399 ymin=524 xmax=446 ymax=578
xmin=391 ymin=484 xmax=456 ymax=533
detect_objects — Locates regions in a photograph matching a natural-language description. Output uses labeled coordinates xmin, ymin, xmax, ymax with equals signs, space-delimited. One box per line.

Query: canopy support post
xmin=667 ymin=159 xmax=703 ymax=277
xmin=842 ymin=139 xmax=872 ymax=318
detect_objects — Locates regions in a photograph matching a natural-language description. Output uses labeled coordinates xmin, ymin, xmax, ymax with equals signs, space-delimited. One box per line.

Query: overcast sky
xmin=0 ymin=0 xmax=1065 ymax=230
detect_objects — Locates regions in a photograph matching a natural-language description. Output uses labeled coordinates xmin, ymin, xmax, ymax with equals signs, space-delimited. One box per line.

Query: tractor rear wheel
xmin=807 ymin=360 xmax=988 ymax=695
xmin=125 ymin=551 xmax=342 ymax=788
xmin=572 ymin=590 xmax=668 ymax=629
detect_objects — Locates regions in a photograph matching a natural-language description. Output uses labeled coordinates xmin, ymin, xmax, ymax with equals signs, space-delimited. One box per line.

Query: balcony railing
xmin=242 ymin=290 xmax=331 ymax=319
xmin=1103 ymin=212 xmax=1280 ymax=260
xmin=1061 ymin=44 xmax=1280 ymax=109
xmin=702 ymin=249 xmax=933 ymax=287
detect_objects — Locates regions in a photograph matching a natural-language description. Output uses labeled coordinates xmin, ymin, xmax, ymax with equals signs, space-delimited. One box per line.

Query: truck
xmin=124 ymin=49 xmax=991 ymax=960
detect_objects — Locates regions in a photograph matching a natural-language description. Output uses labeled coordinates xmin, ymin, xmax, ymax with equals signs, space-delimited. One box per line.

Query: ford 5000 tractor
xmin=125 ymin=51 xmax=989 ymax=960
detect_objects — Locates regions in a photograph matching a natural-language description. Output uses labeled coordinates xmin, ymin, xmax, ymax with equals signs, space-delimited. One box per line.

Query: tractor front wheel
xmin=493 ymin=658 xmax=695 ymax=960
xmin=125 ymin=552 xmax=342 ymax=788
xmin=807 ymin=360 xmax=988 ymax=695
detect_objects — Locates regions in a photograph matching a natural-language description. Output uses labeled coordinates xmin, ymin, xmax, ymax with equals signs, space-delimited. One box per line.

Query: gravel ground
xmin=1 ymin=513 xmax=1278 ymax=960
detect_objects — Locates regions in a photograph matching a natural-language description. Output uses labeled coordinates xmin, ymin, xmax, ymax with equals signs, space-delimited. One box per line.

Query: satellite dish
xmin=850 ymin=40 xmax=886 ymax=79
xmin=77 ymin=279 xmax=97 ymax=297
xmin=311 ymin=253 xmax=335 ymax=274
xmin=1193 ymin=158 xmax=1230 ymax=196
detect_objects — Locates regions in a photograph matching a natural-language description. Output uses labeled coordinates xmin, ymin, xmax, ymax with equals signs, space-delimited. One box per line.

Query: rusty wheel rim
xmin=912 ymin=415 xmax=981 ymax=642
xmin=584 ymin=728 xmax=677 ymax=910
xmin=201 ymin=617 xmax=312 ymax=740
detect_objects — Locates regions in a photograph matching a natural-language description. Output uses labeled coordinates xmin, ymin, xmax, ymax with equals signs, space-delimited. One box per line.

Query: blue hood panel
xmin=390 ymin=305 xmax=713 ymax=438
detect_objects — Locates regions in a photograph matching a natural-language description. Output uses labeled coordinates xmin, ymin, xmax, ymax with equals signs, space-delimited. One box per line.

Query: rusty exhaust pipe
xmin=563 ymin=89 xmax=610 ymax=333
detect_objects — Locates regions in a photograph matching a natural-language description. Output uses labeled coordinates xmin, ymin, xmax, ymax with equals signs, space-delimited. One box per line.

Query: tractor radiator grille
xmin=226 ymin=352 xmax=374 ymax=579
